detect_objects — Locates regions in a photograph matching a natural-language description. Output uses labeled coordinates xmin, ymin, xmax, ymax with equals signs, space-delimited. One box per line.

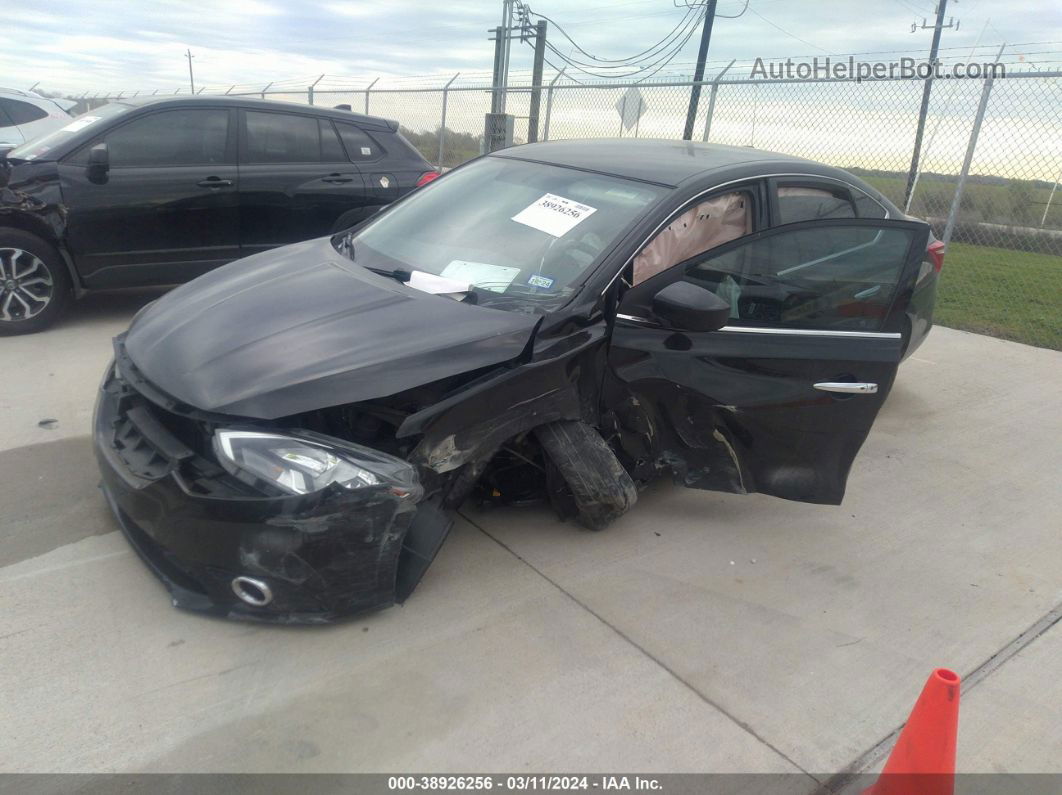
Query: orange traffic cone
xmin=865 ymin=668 xmax=961 ymax=795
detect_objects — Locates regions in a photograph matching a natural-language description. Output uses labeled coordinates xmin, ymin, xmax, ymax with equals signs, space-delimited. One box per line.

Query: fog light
xmin=231 ymin=576 xmax=273 ymax=607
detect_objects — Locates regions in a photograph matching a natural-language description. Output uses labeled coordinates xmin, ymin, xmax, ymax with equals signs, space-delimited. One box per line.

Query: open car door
xmin=606 ymin=218 xmax=931 ymax=505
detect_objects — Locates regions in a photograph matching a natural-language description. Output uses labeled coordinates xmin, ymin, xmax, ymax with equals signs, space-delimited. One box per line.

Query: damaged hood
xmin=123 ymin=237 xmax=540 ymax=419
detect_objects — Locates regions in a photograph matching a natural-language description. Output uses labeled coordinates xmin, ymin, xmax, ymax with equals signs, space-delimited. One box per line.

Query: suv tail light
xmin=927 ymin=239 xmax=945 ymax=273
xmin=416 ymin=171 xmax=440 ymax=187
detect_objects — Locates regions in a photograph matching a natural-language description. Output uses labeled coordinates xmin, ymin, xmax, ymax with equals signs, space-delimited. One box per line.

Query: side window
xmin=320 ymin=120 xmax=345 ymax=161
xmin=244 ymin=111 xmax=322 ymax=163
xmin=95 ymin=109 xmax=230 ymax=167
xmin=1 ymin=99 xmax=49 ymax=125
xmin=336 ymin=123 xmax=385 ymax=161
xmin=852 ymin=188 xmax=889 ymax=219
xmin=776 ymin=185 xmax=855 ymax=224
xmin=633 ymin=190 xmax=751 ymax=285
xmin=0 ymin=105 xmax=14 ymax=130
xmin=686 ymin=223 xmax=916 ymax=331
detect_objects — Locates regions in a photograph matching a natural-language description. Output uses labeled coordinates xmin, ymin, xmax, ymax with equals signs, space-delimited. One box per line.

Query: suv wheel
xmin=0 ymin=230 xmax=71 ymax=335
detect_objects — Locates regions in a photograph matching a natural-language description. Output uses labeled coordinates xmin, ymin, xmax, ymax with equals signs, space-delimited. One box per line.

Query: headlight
xmin=213 ymin=429 xmax=421 ymax=499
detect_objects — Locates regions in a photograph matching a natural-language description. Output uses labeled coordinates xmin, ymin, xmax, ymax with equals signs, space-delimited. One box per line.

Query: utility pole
xmin=683 ymin=0 xmax=718 ymax=141
xmin=490 ymin=26 xmax=505 ymax=114
xmin=904 ymin=0 xmax=956 ymax=209
xmin=527 ymin=20 xmax=548 ymax=142
xmin=185 ymin=49 xmax=196 ymax=95
xmin=498 ymin=0 xmax=514 ymax=113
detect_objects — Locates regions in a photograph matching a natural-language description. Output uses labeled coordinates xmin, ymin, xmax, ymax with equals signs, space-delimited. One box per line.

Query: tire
xmin=534 ymin=420 xmax=638 ymax=531
xmin=0 ymin=230 xmax=72 ymax=335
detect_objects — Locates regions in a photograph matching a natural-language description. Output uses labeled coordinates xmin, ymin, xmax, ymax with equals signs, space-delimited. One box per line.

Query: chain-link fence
xmin=76 ymin=70 xmax=1062 ymax=349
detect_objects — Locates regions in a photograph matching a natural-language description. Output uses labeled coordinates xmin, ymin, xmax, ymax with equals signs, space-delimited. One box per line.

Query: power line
xmin=521 ymin=1 xmax=701 ymax=66
xmin=539 ymin=11 xmax=702 ymax=70
xmin=716 ymin=0 xmax=749 ymax=19
xmin=540 ymin=10 xmax=704 ymax=73
xmin=541 ymin=20 xmax=703 ymax=81
xmin=747 ymin=8 xmax=830 ymax=54
xmin=516 ymin=0 xmax=708 ymax=81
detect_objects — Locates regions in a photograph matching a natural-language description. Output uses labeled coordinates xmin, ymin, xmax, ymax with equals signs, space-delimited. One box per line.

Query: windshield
xmin=7 ymin=103 xmax=132 ymax=161
xmin=340 ymin=156 xmax=667 ymax=313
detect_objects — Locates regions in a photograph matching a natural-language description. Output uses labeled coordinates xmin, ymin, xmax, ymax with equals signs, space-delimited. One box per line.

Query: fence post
xmin=364 ymin=78 xmax=378 ymax=115
xmin=437 ymin=73 xmax=460 ymax=171
xmin=750 ymin=83 xmax=758 ymax=147
xmin=701 ymin=59 xmax=735 ymax=142
xmin=542 ymin=68 xmax=565 ymax=142
xmin=261 ymin=81 xmax=273 ymax=99
xmin=308 ymin=74 xmax=324 ymax=105
xmin=1041 ymin=174 xmax=1060 ymax=228
xmin=942 ymin=48 xmax=1004 ymax=248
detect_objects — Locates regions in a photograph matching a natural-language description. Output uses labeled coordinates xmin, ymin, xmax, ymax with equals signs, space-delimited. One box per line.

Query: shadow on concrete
xmin=52 ymin=287 xmax=173 ymax=332
xmin=0 ymin=435 xmax=115 ymax=568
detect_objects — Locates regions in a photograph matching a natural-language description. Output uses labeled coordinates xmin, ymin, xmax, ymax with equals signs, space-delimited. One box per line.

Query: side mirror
xmin=651 ymin=281 xmax=731 ymax=332
xmin=87 ymin=143 xmax=109 ymax=182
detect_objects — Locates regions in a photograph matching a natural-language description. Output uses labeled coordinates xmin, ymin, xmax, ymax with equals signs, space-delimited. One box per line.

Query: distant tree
xmin=400 ymin=125 xmax=483 ymax=168
xmin=1007 ymin=181 xmax=1037 ymax=225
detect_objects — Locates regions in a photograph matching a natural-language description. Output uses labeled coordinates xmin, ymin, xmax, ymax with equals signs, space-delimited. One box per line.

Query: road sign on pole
xmin=615 ymin=87 xmax=647 ymax=133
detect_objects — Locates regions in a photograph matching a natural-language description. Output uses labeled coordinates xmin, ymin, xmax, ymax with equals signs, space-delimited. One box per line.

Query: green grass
xmin=855 ymin=172 xmax=1062 ymax=230
xmin=936 ymin=242 xmax=1062 ymax=350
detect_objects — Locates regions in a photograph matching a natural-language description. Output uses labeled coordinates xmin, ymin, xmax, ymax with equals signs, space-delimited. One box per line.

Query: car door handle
xmin=197 ymin=178 xmax=233 ymax=188
xmin=322 ymin=173 xmax=354 ymax=183
xmin=814 ymin=382 xmax=878 ymax=394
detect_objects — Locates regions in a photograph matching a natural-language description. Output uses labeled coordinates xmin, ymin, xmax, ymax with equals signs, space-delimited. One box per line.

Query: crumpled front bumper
xmin=93 ymin=361 xmax=451 ymax=624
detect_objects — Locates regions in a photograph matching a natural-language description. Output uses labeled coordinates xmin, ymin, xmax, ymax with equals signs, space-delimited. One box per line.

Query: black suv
xmin=0 ymin=96 xmax=438 ymax=333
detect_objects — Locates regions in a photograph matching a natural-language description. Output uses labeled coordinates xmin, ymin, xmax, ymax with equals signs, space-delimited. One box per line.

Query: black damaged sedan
xmin=94 ymin=139 xmax=941 ymax=622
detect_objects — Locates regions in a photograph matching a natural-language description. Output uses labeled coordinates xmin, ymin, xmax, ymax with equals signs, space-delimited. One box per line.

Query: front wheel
xmin=0 ymin=230 xmax=72 ymax=335
xmin=534 ymin=420 xmax=638 ymax=531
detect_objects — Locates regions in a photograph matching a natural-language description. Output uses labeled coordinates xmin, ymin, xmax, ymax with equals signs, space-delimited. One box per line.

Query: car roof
xmin=492 ymin=138 xmax=827 ymax=187
xmin=114 ymin=94 xmax=398 ymax=132
xmin=0 ymin=88 xmax=48 ymax=100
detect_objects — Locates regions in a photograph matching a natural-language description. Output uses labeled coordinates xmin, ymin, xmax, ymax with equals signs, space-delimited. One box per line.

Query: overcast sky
xmin=4 ymin=0 xmax=1061 ymax=95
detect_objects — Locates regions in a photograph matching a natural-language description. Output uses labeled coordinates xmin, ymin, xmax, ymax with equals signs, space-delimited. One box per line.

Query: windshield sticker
xmin=361 ymin=146 xmax=372 ymax=156
xmin=511 ymin=193 xmax=597 ymax=238
xmin=527 ymin=274 xmax=554 ymax=289
xmin=441 ymin=260 xmax=520 ymax=293
xmin=408 ymin=270 xmax=470 ymax=294
xmin=59 ymin=116 xmax=101 ymax=133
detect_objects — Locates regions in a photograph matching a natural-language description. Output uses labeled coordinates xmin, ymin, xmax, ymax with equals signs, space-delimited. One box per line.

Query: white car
xmin=0 ymin=88 xmax=75 ymax=149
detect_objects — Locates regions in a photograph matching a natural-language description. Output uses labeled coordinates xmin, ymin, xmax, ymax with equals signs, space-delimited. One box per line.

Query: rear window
xmin=777 ymin=186 xmax=856 ymax=225
xmin=1 ymin=98 xmax=48 ymax=125
xmin=245 ymin=111 xmax=325 ymax=164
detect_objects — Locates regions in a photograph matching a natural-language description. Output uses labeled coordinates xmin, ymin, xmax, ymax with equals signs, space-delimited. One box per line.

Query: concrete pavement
xmin=1 ymin=293 xmax=1059 ymax=781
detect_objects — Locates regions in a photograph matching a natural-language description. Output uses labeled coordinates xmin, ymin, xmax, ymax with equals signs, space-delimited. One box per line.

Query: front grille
xmin=102 ymin=352 xmax=258 ymax=497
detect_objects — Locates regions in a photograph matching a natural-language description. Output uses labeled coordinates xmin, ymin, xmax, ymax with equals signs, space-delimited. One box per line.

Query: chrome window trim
xmin=614 ymin=313 xmax=900 ymax=339
xmin=602 ymin=172 xmax=891 ymax=296
xmin=719 ymin=325 xmax=901 ymax=339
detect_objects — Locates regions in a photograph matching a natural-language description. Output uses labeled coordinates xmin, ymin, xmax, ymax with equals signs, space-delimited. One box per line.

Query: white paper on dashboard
xmin=407 ymin=270 xmax=470 ymax=294
xmin=511 ymin=193 xmax=597 ymax=238
xmin=60 ymin=116 xmax=100 ymax=133
xmin=441 ymin=260 xmax=520 ymax=293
